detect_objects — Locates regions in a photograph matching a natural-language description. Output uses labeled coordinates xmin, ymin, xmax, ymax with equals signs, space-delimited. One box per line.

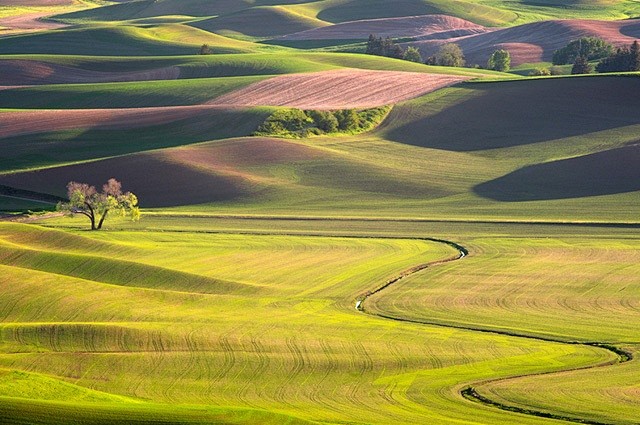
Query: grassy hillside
xmin=0 ymin=24 xmax=264 ymax=56
xmin=1 ymin=220 xmax=635 ymax=425
xmin=0 ymin=76 xmax=269 ymax=108
xmin=190 ymin=6 xmax=329 ymax=38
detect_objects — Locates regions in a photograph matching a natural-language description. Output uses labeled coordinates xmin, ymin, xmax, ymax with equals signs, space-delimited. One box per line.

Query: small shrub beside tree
xmin=528 ymin=67 xmax=551 ymax=76
xmin=57 ymin=179 xmax=140 ymax=230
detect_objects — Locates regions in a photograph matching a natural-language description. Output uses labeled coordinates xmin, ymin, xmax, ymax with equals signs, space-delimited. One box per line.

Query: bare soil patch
xmin=0 ymin=11 xmax=67 ymax=35
xmin=210 ymin=69 xmax=469 ymax=110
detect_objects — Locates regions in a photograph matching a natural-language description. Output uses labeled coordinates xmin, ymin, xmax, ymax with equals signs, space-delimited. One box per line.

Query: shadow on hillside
xmin=473 ymin=144 xmax=640 ymax=201
xmin=0 ymin=155 xmax=249 ymax=208
xmin=385 ymin=77 xmax=640 ymax=152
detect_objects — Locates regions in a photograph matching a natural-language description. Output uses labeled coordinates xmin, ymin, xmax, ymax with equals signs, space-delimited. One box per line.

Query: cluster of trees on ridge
xmin=365 ymin=34 xmax=640 ymax=75
xmin=365 ymin=35 xmax=510 ymax=71
xmin=254 ymin=107 xmax=390 ymax=138
xmin=536 ymin=38 xmax=640 ymax=75
xmin=365 ymin=35 xmax=423 ymax=63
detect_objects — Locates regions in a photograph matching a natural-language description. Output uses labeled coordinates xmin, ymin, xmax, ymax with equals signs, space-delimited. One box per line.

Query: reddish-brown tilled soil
xmin=0 ymin=12 xmax=66 ymax=32
xmin=211 ymin=69 xmax=469 ymax=109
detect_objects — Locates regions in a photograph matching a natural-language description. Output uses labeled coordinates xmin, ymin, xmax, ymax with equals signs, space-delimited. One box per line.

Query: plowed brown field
xmin=0 ymin=11 xmax=67 ymax=34
xmin=210 ymin=69 xmax=468 ymax=109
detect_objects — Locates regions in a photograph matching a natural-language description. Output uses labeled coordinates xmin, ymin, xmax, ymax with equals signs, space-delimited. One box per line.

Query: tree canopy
xmin=403 ymin=46 xmax=423 ymax=63
xmin=366 ymin=34 xmax=404 ymax=59
xmin=596 ymin=40 xmax=640 ymax=73
xmin=487 ymin=49 xmax=510 ymax=72
xmin=57 ymin=179 xmax=140 ymax=230
xmin=426 ymin=43 xmax=465 ymax=67
xmin=571 ymin=55 xmax=593 ymax=74
xmin=552 ymin=37 xmax=613 ymax=65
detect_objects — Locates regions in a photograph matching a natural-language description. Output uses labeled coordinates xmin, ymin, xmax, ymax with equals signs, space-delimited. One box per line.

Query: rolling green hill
xmin=0 ymin=24 xmax=264 ymax=56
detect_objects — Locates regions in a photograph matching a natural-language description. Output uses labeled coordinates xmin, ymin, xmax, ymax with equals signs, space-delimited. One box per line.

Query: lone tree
xmin=487 ymin=49 xmax=510 ymax=71
xmin=57 ymin=179 xmax=140 ymax=230
xmin=198 ymin=44 xmax=213 ymax=55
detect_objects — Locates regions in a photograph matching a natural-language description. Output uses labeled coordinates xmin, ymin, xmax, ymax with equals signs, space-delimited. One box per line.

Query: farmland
xmin=1 ymin=0 xmax=639 ymax=424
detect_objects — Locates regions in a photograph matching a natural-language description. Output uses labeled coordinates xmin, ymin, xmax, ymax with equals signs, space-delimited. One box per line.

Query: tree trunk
xmin=83 ymin=202 xmax=97 ymax=230
xmin=97 ymin=210 xmax=109 ymax=230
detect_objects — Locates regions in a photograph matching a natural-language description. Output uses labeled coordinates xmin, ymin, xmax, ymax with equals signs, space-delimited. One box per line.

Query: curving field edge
xmin=355 ymin=237 xmax=633 ymax=425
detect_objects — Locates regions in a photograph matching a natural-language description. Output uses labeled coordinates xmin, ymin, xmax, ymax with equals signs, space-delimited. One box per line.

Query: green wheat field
xmin=0 ymin=0 xmax=639 ymax=424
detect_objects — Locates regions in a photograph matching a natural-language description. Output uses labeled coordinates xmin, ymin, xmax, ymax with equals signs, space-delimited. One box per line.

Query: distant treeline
xmin=254 ymin=107 xmax=391 ymax=138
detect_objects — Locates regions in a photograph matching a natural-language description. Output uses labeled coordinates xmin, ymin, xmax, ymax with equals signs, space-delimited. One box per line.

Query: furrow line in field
xmin=355 ymin=237 xmax=632 ymax=425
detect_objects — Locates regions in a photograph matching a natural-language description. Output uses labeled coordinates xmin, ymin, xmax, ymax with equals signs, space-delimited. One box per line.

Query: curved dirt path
xmin=356 ymin=237 xmax=632 ymax=425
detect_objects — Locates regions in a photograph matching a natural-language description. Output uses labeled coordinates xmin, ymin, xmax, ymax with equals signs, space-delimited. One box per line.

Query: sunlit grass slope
xmin=0 ymin=221 xmax=620 ymax=424
xmin=0 ymin=51 xmax=509 ymax=86
xmin=0 ymin=76 xmax=269 ymax=108
xmin=190 ymin=6 xmax=329 ymax=38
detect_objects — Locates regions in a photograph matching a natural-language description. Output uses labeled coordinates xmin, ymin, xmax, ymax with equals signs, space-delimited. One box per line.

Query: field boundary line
xmin=356 ymin=238 xmax=633 ymax=425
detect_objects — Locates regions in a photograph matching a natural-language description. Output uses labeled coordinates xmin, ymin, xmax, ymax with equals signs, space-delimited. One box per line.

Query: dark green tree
xmin=596 ymin=41 xmax=640 ymax=73
xmin=403 ymin=46 xmax=423 ymax=63
xmin=571 ymin=55 xmax=593 ymax=74
xmin=198 ymin=44 xmax=213 ymax=55
xmin=426 ymin=43 xmax=465 ymax=67
xmin=307 ymin=110 xmax=339 ymax=133
xmin=552 ymin=37 xmax=613 ymax=65
xmin=335 ymin=109 xmax=361 ymax=131
xmin=366 ymin=34 xmax=383 ymax=56
xmin=487 ymin=49 xmax=511 ymax=71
